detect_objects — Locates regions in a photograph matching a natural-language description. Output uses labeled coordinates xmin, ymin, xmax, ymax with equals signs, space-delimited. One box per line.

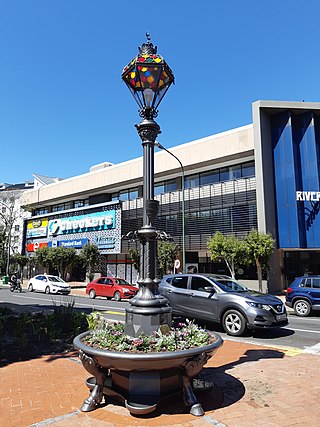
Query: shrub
xmin=82 ymin=313 xmax=214 ymax=353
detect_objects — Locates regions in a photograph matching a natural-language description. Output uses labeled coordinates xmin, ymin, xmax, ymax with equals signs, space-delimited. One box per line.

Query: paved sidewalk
xmin=1 ymin=339 xmax=319 ymax=427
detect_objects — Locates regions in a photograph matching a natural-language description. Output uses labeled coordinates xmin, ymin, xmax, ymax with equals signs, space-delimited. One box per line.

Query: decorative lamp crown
xmin=122 ymin=34 xmax=174 ymax=118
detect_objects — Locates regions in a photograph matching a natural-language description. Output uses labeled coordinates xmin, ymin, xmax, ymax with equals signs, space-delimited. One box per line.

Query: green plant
xmin=83 ymin=313 xmax=213 ymax=353
xmin=79 ymin=243 xmax=101 ymax=281
xmin=207 ymin=231 xmax=245 ymax=279
xmin=243 ymin=229 xmax=275 ymax=292
xmin=157 ymin=241 xmax=179 ymax=276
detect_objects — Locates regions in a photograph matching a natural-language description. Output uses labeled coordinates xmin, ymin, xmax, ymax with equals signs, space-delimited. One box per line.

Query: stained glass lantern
xmin=122 ymin=35 xmax=174 ymax=117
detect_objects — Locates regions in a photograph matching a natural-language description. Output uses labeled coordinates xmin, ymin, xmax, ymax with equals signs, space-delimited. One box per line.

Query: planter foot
xmin=125 ymin=401 xmax=157 ymax=415
xmin=79 ymin=350 xmax=108 ymax=412
xmin=190 ymin=403 xmax=205 ymax=417
xmin=181 ymin=352 xmax=208 ymax=417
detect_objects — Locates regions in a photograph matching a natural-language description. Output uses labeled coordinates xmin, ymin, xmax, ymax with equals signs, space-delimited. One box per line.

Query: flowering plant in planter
xmin=81 ymin=312 xmax=215 ymax=353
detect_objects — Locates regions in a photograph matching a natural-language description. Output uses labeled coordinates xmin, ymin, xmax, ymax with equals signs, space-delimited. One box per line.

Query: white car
xmin=28 ymin=274 xmax=71 ymax=295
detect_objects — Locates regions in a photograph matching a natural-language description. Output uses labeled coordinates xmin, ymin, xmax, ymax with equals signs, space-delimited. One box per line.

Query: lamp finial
xmin=139 ymin=33 xmax=157 ymax=55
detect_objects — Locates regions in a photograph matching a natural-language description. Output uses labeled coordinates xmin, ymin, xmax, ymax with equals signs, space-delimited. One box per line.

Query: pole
xmin=124 ymin=118 xmax=172 ymax=337
xmin=154 ymin=142 xmax=186 ymax=273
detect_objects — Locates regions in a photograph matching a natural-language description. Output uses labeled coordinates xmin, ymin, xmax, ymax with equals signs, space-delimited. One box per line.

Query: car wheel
xmin=45 ymin=286 xmax=50 ymax=294
xmin=222 ymin=309 xmax=247 ymax=336
xmin=89 ymin=289 xmax=96 ymax=299
xmin=293 ymin=299 xmax=311 ymax=317
xmin=28 ymin=284 xmax=33 ymax=292
xmin=113 ymin=291 xmax=121 ymax=301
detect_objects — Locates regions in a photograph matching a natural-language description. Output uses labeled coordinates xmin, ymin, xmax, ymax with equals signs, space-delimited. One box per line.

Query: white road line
xmin=303 ymin=342 xmax=320 ymax=354
xmin=8 ymin=294 xmax=125 ymax=312
xmin=285 ymin=327 xmax=320 ymax=334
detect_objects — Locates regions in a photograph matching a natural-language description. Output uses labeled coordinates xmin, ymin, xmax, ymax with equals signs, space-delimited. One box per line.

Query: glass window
xmin=15 ymin=225 xmax=20 ymax=231
xmin=129 ymin=189 xmax=138 ymax=200
xmin=112 ymin=193 xmax=119 ymax=201
xmin=229 ymin=165 xmax=241 ymax=180
xmin=191 ymin=277 xmax=211 ymax=292
xmin=52 ymin=202 xmax=71 ymax=212
xmin=155 ymin=180 xmax=178 ymax=195
xmin=34 ymin=207 xmax=49 ymax=216
xmin=312 ymin=278 xmax=320 ymax=288
xmin=74 ymin=199 xmax=89 ymax=208
xmin=242 ymin=162 xmax=255 ymax=178
xmin=185 ymin=174 xmax=199 ymax=189
xmin=114 ymin=279 xmax=129 ymax=285
xmin=200 ymin=171 xmax=219 ymax=186
xmin=219 ymin=167 xmax=229 ymax=182
xmin=165 ymin=179 xmax=177 ymax=192
xmin=171 ymin=276 xmax=188 ymax=289
xmin=119 ymin=188 xmax=138 ymax=201
xmin=301 ymin=278 xmax=312 ymax=288
xmin=119 ymin=191 xmax=129 ymax=201
xmin=155 ymin=182 xmax=165 ymax=195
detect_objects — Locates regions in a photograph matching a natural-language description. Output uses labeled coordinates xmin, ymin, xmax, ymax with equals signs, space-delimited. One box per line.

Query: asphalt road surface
xmin=1 ymin=286 xmax=319 ymax=354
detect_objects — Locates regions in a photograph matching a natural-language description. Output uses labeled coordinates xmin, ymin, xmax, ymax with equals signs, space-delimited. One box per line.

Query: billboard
xmin=26 ymin=218 xmax=48 ymax=238
xmin=48 ymin=210 xmax=116 ymax=236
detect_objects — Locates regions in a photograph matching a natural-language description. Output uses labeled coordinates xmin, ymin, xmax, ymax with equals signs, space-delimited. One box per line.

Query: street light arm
xmin=154 ymin=141 xmax=186 ymax=274
xmin=154 ymin=141 xmax=185 ymax=174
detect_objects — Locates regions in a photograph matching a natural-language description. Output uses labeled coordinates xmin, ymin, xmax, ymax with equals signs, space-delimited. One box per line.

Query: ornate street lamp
xmin=73 ymin=36 xmax=223 ymax=418
xmin=122 ymin=34 xmax=175 ymax=337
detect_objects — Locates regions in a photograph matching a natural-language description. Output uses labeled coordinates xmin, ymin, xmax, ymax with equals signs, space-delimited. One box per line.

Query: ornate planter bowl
xmin=73 ymin=330 xmax=223 ymax=416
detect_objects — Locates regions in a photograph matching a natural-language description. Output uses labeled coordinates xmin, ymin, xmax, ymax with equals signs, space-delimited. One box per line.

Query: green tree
xmin=34 ymin=246 xmax=53 ymax=272
xmin=48 ymin=247 xmax=78 ymax=280
xmin=207 ymin=231 xmax=245 ymax=279
xmin=128 ymin=242 xmax=179 ymax=278
xmin=35 ymin=246 xmax=78 ymax=280
xmin=157 ymin=241 xmax=179 ymax=276
xmin=79 ymin=243 xmax=101 ymax=282
xmin=128 ymin=248 xmax=140 ymax=273
xmin=243 ymin=229 xmax=275 ymax=292
xmin=0 ymin=225 xmax=6 ymax=275
xmin=10 ymin=254 xmax=29 ymax=277
xmin=0 ymin=192 xmax=25 ymax=275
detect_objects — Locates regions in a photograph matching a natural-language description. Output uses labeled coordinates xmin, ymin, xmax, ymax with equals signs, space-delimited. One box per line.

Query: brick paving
xmin=1 ymin=339 xmax=319 ymax=427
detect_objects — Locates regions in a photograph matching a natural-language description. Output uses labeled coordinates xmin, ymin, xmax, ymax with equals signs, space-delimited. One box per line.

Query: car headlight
xmin=246 ymin=302 xmax=271 ymax=310
xmin=122 ymin=288 xmax=130 ymax=292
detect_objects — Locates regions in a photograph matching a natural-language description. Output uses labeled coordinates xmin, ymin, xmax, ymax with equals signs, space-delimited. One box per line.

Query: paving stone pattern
xmin=0 ymin=341 xmax=319 ymax=427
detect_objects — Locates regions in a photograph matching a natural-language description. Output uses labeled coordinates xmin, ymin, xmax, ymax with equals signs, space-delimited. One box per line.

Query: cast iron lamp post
xmin=73 ymin=35 xmax=223 ymax=418
xmin=154 ymin=141 xmax=186 ymax=273
xmin=122 ymin=34 xmax=175 ymax=337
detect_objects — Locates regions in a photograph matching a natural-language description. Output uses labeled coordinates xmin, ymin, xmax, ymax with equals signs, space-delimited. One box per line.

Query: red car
xmin=86 ymin=277 xmax=138 ymax=301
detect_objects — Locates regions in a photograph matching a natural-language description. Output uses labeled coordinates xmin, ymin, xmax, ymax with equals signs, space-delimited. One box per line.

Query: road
xmin=1 ymin=286 xmax=320 ymax=354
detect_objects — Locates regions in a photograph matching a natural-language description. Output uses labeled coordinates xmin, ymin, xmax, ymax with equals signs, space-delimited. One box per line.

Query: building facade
xmin=20 ymin=101 xmax=320 ymax=292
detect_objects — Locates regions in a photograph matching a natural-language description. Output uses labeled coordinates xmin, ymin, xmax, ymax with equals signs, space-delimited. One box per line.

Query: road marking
xmin=303 ymin=342 xmax=320 ymax=354
xmin=286 ymin=327 xmax=320 ymax=334
xmin=103 ymin=310 xmax=125 ymax=316
xmin=226 ymin=337 xmax=304 ymax=356
xmin=7 ymin=294 xmax=126 ymax=312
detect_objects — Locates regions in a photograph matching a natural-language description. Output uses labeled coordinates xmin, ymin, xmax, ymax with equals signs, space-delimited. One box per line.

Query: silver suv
xmin=159 ymin=274 xmax=288 ymax=336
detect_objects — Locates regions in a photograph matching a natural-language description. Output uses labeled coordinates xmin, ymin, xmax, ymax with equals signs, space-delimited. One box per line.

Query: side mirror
xmin=204 ymin=286 xmax=215 ymax=293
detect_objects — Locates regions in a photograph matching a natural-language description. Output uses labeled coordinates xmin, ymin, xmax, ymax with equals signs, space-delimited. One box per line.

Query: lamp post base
xmin=124 ymin=304 xmax=172 ymax=337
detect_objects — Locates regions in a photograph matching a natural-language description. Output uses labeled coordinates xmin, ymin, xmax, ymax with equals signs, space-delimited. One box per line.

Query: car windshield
xmin=48 ymin=276 xmax=65 ymax=283
xmin=114 ymin=279 xmax=130 ymax=285
xmin=208 ymin=277 xmax=248 ymax=292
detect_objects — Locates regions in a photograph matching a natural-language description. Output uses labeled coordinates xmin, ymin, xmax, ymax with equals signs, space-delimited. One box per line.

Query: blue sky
xmin=1 ymin=1 xmax=320 ymax=183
